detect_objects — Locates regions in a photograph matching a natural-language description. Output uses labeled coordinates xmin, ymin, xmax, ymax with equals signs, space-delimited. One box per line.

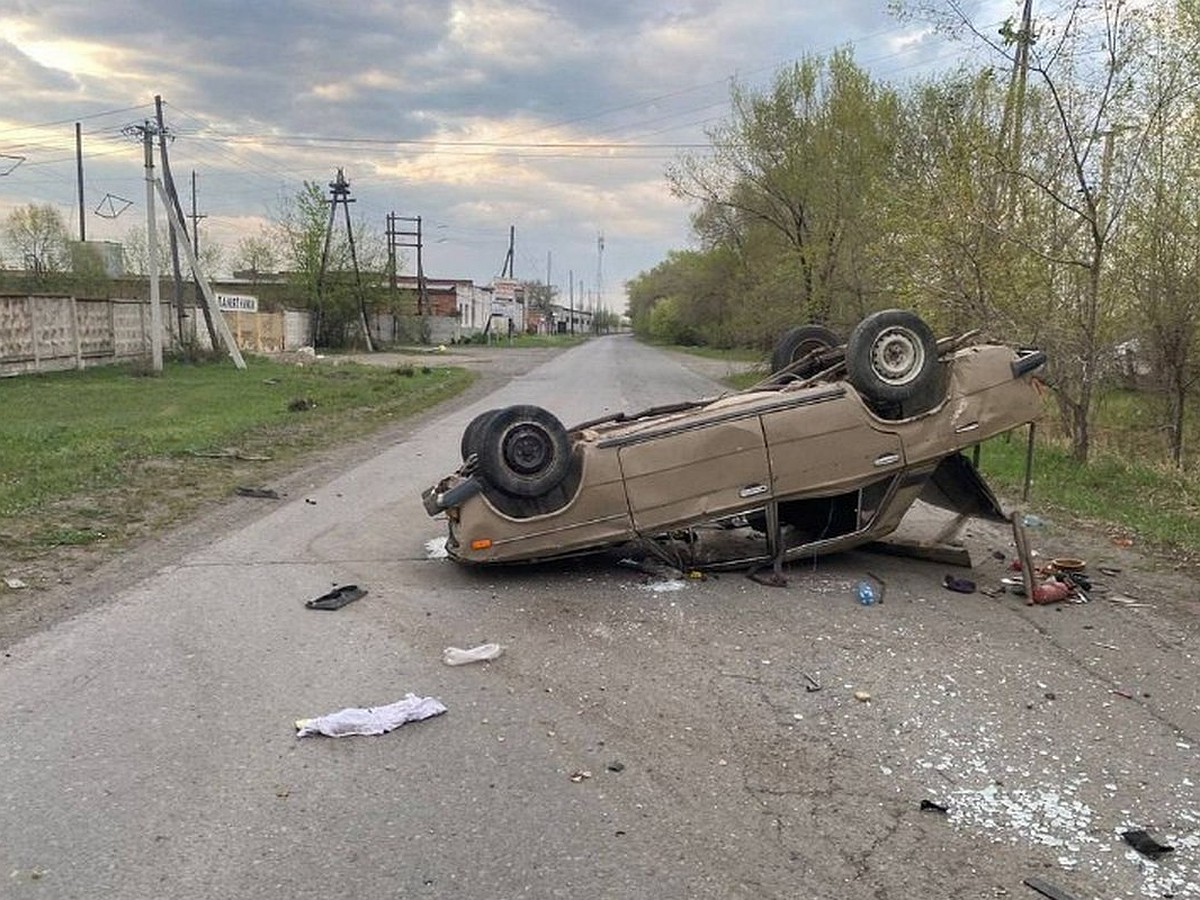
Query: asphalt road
xmin=2 ymin=334 xmax=1199 ymax=899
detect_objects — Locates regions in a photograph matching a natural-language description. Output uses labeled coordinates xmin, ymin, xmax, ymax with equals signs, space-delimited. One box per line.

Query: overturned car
xmin=423 ymin=310 xmax=1046 ymax=569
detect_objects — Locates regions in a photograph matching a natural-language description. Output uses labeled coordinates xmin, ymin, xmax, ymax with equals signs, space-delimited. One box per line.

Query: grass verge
xmin=0 ymin=355 xmax=474 ymax=582
xmin=975 ymin=431 xmax=1200 ymax=558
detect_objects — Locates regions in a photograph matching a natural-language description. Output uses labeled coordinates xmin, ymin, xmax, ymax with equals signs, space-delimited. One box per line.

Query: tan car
xmin=423 ymin=310 xmax=1046 ymax=568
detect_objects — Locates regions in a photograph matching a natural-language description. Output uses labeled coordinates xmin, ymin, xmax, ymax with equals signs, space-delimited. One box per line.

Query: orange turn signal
xmin=470 ymin=538 xmax=492 ymax=551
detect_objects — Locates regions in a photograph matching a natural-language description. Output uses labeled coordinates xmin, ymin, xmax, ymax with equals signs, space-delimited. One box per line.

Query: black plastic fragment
xmin=236 ymin=486 xmax=280 ymax=499
xmin=919 ymin=799 xmax=949 ymax=813
xmin=1122 ymin=829 xmax=1174 ymax=859
xmin=305 ymin=584 xmax=367 ymax=611
xmin=1023 ymin=876 xmax=1081 ymax=900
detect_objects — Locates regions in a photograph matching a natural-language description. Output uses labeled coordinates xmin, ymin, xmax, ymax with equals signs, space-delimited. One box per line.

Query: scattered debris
xmin=942 ymin=574 xmax=977 ymax=594
xmin=1109 ymin=594 xmax=1152 ymax=609
xmin=1091 ymin=641 xmax=1121 ymax=652
xmin=190 ymin=448 xmax=273 ymax=461
xmin=1122 ymin=828 xmax=1175 ymax=860
xmin=853 ymin=690 xmax=872 ymax=703
xmin=618 ymin=557 xmax=678 ymax=579
xmin=919 ymin=799 xmax=949 ymax=814
xmin=747 ymin=569 xmax=788 ymax=588
xmin=641 ymin=579 xmax=686 ymax=593
xmin=1098 ymin=566 xmax=1121 ymax=577
xmin=288 ymin=397 xmax=316 ymax=412
xmin=295 ymin=693 xmax=446 ymax=737
xmin=442 ymin=643 xmax=503 ymax=666
xmin=305 ymin=584 xmax=366 ymax=611
xmin=1029 ymin=579 xmax=1072 ymax=605
xmin=1110 ymin=689 xmax=1134 ymax=700
xmin=1022 ymin=513 xmax=1045 ymax=528
xmin=570 ymin=770 xmax=593 ymax=782
xmin=802 ymin=672 xmax=822 ymax=693
xmin=1049 ymin=557 xmax=1086 ymax=572
xmin=305 ymin=498 xmax=317 ymax=505
xmin=1022 ymin=875 xmax=1081 ymax=900
xmin=425 ymin=536 xmax=449 ymax=559
xmin=4 ymin=577 xmax=28 ymax=590
xmin=607 ymin=761 xmax=625 ymax=772
xmin=235 ymin=486 xmax=280 ymax=500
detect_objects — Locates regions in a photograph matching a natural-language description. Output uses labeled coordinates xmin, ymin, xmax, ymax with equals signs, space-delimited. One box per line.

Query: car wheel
xmin=846 ymin=310 xmax=939 ymax=406
xmin=461 ymin=408 xmax=504 ymax=460
xmin=770 ymin=324 xmax=841 ymax=378
xmin=477 ymin=405 xmax=572 ymax=498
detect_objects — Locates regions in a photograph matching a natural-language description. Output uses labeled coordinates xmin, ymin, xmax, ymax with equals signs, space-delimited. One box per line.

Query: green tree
xmin=667 ymin=49 xmax=899 ymax=335
xmin=1114 ymin=3 xmax=1200 ymax=467
xmin=627 ymin=248 xmax=740 ymax=345
xmin=274 ymin=180 xmax=384 ymax=348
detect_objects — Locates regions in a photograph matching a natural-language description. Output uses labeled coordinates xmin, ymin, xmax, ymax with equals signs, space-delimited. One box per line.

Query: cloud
xmin=0 ymin=1 xmax=981 ymax=309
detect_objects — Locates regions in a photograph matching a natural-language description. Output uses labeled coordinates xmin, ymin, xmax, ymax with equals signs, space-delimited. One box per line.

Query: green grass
xmin=976 ymin=430 xmax=1200 ymax=554
xmin=0 ymin=356 xmax=474 ymax=573
xmin=662 ymin=343 xmax=764 ymax=364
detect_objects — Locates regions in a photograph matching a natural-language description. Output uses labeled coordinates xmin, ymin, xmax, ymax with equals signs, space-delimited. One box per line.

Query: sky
xmin=0 ymin=1 xmax=1011 ymax=312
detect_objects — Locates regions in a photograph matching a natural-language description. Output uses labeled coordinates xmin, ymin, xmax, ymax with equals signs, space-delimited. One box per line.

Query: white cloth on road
xmin=295 ymin=693 xmax=447 ymax=737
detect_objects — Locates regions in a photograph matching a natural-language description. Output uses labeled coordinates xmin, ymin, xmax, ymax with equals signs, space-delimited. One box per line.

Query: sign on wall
xmin=216 ymin=293 xmax=259 ymax=313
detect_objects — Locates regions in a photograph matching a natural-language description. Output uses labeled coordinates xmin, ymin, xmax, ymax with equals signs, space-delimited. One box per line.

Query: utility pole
xmin=122 ymin=117 xmax=244 ymax=371
xmin=596 ymin=231 xmax=605 ymax=334
xmin=316 ymin=168 xmax=373 ymax=351
xmin=189 ymin=170 xmax=208 ymax=348
xmin=391 ymin=214 xmax=429 ymax=319
xmin=154 ymin=95 xmax=189 ymax=348
xmin=997 ymin=0 xmax=1034 ymax=219
xmin=189 ymin=171 xmax=206 ymax=259
xmin=500 ymin=225 xmax=515 ymax=278
xmin=568 ymin=268 xmax=574 ymax=336
xmin=75 ymin=123 xmax=85 ymax=242
xmin=141 ymin=123 xmax=163 ymax=372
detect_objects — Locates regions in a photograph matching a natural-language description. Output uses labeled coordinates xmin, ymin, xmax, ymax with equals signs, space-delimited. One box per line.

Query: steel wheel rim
xmin=870 ymin=326 xmax=924 ymax=386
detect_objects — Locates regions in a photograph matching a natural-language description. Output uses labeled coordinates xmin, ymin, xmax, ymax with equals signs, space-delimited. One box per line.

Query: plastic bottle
xmin=855 ymin=580 xmax=876 ymax=606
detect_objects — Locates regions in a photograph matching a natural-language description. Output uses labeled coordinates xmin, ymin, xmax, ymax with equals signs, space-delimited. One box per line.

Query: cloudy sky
xmin=0 ymin=1 xmax=1009 ymax=311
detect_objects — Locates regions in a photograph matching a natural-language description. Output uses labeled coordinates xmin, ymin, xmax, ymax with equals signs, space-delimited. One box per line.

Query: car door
xmin=760 ymin=388 xmax=905 ymax=500
xmin=611 ymin=404 xmax=771 ymax=534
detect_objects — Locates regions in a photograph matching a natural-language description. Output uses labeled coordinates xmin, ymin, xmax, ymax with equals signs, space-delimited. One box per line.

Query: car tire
xmin=846 ymin=310 xmax=939 ymax=406
xmin=461 ymin=408 xmax=504 ymax=461
xmin=477 ymin=405 xmax=572 ymax=498
xmin=770 ymin=324 xmax=841 ymax=378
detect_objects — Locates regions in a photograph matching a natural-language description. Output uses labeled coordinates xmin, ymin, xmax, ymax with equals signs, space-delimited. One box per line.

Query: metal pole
xmin=143 ymin=124 xmax=163 ymax=372
xmin=1022 ymin=422 xmax=1037 ymax=502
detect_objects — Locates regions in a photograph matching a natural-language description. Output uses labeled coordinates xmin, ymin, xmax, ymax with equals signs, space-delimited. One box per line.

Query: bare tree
xmin=3 ymin=204 xmax=70 ymax=278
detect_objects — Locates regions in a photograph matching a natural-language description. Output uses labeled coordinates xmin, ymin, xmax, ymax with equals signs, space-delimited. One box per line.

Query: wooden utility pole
xmin=500 ymin=225 xmax=515 ymax=278
xmin=392 ymin=215 xmax=429 ymax=318
xmin=315 ymin=169 xmax=373 ymax=350
xmin=155 ymin=96 xmax=188 ymax=347
xmin=75 ymin=123 xmax=85 ymax=242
